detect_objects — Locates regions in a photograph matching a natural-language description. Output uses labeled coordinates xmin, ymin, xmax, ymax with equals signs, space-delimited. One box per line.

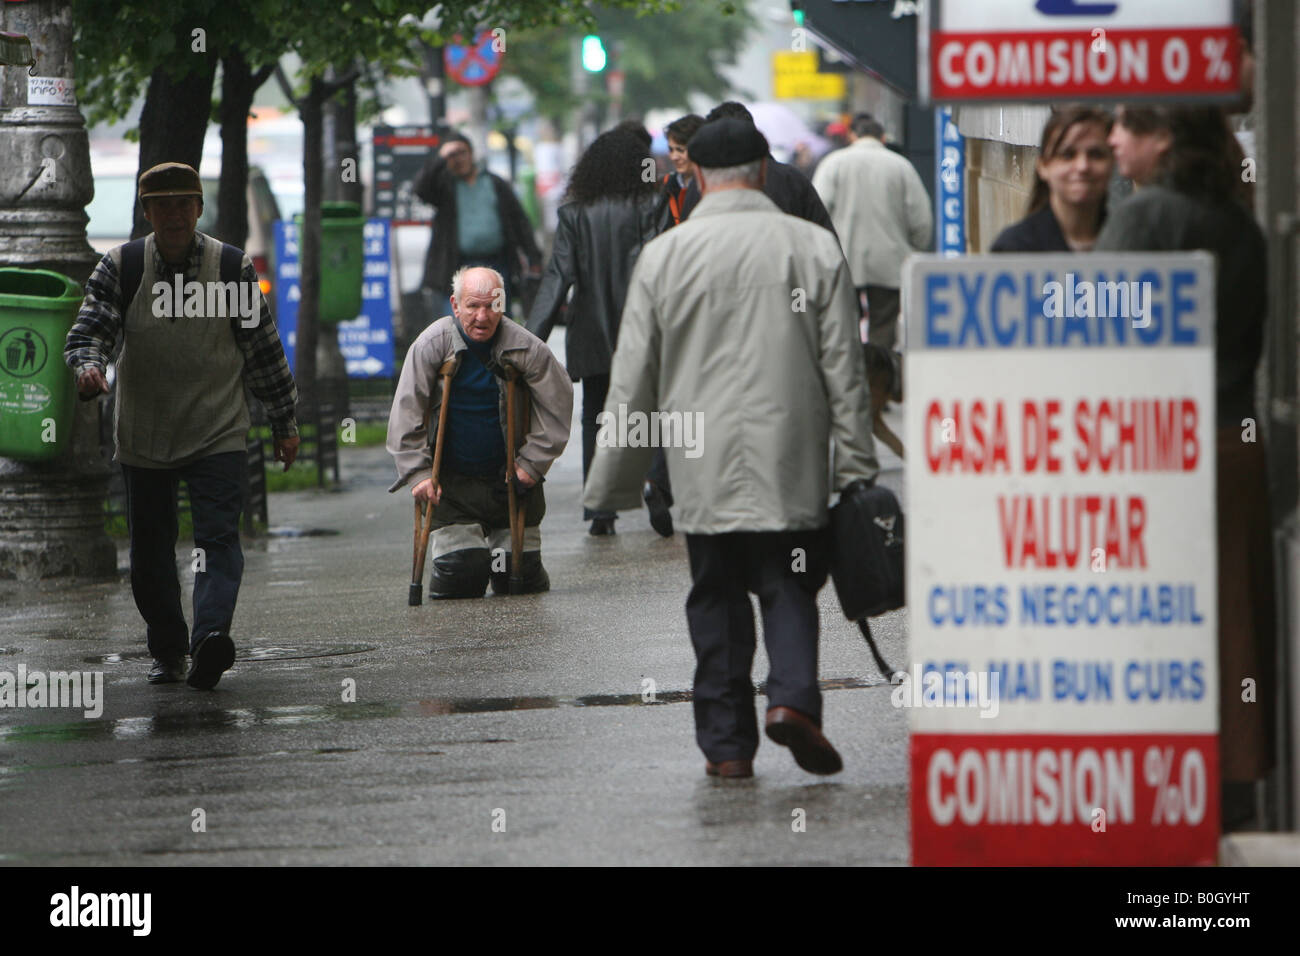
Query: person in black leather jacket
xmin=526 ymin=127 xmax=662 ymax=536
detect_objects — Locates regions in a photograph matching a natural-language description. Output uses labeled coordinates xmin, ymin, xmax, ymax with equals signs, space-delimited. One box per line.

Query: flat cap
xmin=687 ymin=118 xmax=769 ymax=168
xmin=138 ymin=162 xmax=203 ymax=201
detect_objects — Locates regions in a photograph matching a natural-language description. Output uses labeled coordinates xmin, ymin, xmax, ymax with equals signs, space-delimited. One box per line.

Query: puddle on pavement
xmin=0 ymin=675 xmax=884 ymax=745
xmin=267 ymin=527 xmax=342 ymax=538
xmin=86 ymin=643 xmax=377 ymax=664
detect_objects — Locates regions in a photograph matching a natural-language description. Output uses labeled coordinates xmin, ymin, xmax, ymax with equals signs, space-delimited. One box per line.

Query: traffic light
xmin=792 ymin=3 xmax=804 ymax=27
xmin=581 ymin=34 xmax=607 ymax=72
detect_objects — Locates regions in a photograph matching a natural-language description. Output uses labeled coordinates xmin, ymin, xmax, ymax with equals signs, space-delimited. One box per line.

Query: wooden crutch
xmin=503 ymin=364 xmax=531 ymax=595
xmin=409 ymin=357 xmax=459 ymax=606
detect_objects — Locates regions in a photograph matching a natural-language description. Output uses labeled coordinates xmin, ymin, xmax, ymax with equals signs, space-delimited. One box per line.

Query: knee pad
xmin=429 ymin=548 xmax=491 ymax=599
xmin=490 ymin=551 xmax=550 ymax=595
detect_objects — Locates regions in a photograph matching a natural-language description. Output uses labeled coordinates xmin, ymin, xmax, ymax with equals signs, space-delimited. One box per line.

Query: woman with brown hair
xmin=991 ymin=106 xmax=1113 ymax=252
xmin=1096 ymin=104 xmax=1273 ymax=831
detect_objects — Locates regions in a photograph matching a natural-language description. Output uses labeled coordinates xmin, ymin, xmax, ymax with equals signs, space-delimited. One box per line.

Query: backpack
xmin=117 ymin=236 xmax=246 ymax=319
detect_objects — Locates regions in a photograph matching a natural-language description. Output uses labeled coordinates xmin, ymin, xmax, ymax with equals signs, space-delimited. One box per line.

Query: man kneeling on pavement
xmin=388 ymin=266 xmax=573 ymax=597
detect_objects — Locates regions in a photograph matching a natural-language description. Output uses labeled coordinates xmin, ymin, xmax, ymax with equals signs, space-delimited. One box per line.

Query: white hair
xmin=698 ymin=159 xmax=763 ymax=188
xmin=451 ymin=265 xmax=504 ymax=301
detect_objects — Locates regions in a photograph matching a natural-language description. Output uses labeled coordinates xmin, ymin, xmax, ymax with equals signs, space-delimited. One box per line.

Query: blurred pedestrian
xmin=677 ymin=102 xmax=837 ymax=236
xmin=526 ymin=127 xmax=662 ymax=536
xmin=63 ymin=162 xmax=299 ymax=690
xmin=657 ymin=113 xmax=704 ymax=231
xmin=414 ymin=132 xmax=542 ymax=323
xmin=812 ymin=112 xmax=932 ymax=349
xmin=791 ymin=141 xmax=818 ymax=179
xmin=991 ymin=106 xmax=1113 ymax=252
xmin=1095 ymin=104 xmax=1273 ymax=830
xmin=584 ymin=119 xmax=880 ymax=778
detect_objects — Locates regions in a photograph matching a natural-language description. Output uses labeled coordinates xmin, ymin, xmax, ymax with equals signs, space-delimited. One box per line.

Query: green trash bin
xmin=0 ymin=268 xmax=82 ymax=462
xmin=296 ymin=201 xmax=365 ymax=324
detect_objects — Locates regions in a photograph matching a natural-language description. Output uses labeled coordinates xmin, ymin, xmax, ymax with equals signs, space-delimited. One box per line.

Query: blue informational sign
xmin=935 ymin=106 xmax=966 ymax=257
xmin=273 ymin=219 xmax=394 ymax=378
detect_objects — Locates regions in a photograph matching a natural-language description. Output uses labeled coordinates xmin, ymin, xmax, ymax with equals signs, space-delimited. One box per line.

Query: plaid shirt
xmin=64 ymin=232 xmax=298 ymax=440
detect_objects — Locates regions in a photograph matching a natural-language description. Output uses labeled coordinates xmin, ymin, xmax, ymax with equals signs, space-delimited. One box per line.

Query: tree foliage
xmin=501 ymin=1 xmax=754 ymax=127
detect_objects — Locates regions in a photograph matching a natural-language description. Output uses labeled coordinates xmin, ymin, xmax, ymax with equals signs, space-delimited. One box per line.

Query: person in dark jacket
xmin=1095 ymin=104 xmax=1273 ymax=831
xmin=677 ymin=102 xmax=837 ymax=238
xmin=526 ymin=127 xmax=662 ymax=536
xmin=991 ymin=106 xmax=1113 ymax=253
xmin=413 ymin=132 xmax=542 ymax=323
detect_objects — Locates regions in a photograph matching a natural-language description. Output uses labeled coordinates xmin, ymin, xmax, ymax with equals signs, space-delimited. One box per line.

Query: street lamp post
xmin=0 ymin=0 xmax=115 ymax=580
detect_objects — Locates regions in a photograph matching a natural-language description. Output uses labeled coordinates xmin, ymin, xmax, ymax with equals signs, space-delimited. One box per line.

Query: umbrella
xmin=747 ymin=101 xmax=833 ymax=162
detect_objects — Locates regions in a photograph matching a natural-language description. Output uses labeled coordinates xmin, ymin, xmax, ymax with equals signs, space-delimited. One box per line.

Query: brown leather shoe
xmin=705 ymin=759 xmax=754 ymax=778
xmin=765 ymin=706 xmax=843 ymax=775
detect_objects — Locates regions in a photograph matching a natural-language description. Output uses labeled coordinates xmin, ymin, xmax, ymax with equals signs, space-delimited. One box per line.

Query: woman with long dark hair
xmin=1096 ymin=105 xmax=1273 ymax=830
xmin=526 ymin=126 xmax=661 ymax=535
xmin=991 ymin=106 xmax=1113 ymax=252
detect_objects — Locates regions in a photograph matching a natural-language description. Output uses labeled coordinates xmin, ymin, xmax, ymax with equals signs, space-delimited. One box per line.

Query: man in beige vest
xmin=65 ymin=162 xmax=299 ymax=690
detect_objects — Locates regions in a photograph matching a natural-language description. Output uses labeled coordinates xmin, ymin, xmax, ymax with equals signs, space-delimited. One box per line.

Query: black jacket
xmin=678 ymin=154 xmax=837 ymax=238
xmin=991 ymin=202 xmax=1112 ymax=252
xmin=526 ymin=194 xmax=661 ymax=380
xmin=413 ymin=155 xmax=542 ymax=296
xmin=1096 ymin=184 xmax=1266 ymax=427
xmin=990 ymin=204 xmax=1071 ymax=252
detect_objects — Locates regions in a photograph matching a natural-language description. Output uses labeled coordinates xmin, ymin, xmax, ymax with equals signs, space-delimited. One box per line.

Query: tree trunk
xmin=328 ymin=72 xmax=363 ymax=207
xmin=295 ymin=77 xmax=325 ymax=411
xmin=216 ymin=50 xmax=270 ymax=249
xmin=322 ymin=66 xmax=339 ymax=203
xmin=131 ymin=48 xmax=218 ymax=239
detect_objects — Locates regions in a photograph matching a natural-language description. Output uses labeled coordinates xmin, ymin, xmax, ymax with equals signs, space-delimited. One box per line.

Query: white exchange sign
xmin=902 ymin=252 xmax=1219 ymax=866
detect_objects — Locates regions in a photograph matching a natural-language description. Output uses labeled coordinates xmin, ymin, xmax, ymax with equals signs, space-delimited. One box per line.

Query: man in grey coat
xmin=584 ymin=120 xmax=880 ymax=778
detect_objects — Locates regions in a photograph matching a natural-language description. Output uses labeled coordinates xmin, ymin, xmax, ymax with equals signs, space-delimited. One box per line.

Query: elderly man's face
xmin=452 ymin=272 xmax=504 ymax=343
xmin=143 ymin=195 xmax=201 ymax=259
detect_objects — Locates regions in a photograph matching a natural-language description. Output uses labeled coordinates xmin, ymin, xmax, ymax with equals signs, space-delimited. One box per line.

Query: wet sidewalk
xmin=0 ymin=336 xmax=910 ymax=865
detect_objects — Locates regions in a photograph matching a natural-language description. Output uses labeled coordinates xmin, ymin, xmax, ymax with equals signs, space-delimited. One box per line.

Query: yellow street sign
xmin=774 ymin=72 xmax=846 ymax=100
xmin=772 ymin=51 xmax=818 ymax=75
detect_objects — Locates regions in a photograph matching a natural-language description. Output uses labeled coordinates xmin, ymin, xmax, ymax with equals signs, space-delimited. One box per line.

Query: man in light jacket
xmin=584 ymin=119 xmax=880 ymax=779
xmin=812 ymin=113 xmax=932 ymax=349
xmin=388 ymin=267 xmax=573 ymax=598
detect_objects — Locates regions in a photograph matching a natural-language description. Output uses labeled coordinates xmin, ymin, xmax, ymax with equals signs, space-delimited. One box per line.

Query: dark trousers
xmin=684 ymin=529 xmax=830 ymax=762
xmin=581 ymin=374 xmax=615 ymax=521
xmin=646 ymin=448 xmax=670 ymax=491
xmin=122 ymin=451 xmax=246 ymax=660
xmin=859 ymin=285 xmax=901 ymax=349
